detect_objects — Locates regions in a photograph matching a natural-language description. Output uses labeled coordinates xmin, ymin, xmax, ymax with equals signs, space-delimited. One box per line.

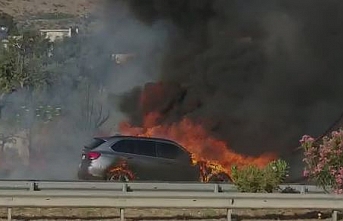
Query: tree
xmin=0 ymin=12 xmax=18 ymax=35
xmin=0 ymin=27 xmax=112 ymax=132
xmin=0 ymin=30 xmax=51 ymax=92
xmin=0 ymin=29 xmax=55 ymax=123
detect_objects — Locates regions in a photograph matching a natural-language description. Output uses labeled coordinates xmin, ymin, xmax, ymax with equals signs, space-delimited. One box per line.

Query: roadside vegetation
xmin=230 ymin=128 xmax=343 ymax=194
xmin=0 ymin=13 xmax=110 ymax=133
xmin=231 ymin=159 xmax=289 ymax=193
xmin=0 ymin=12 xmax=114 ymax=178
xmin=301 ymin=129 xmax=343 ymax=194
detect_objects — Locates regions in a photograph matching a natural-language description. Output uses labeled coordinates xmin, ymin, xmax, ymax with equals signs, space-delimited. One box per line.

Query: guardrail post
xmin=120 ymin=208 xmax=125 ymax=221
xmin=227 ymin=199 xmax=234 ymax=221
xmin=227 ymin=208 xmax=232 ymax=221
xmin=300 ymin=185 xmax=308 ymax=194
xmin=7 ymin=208 xmax=12 ymax=221
xmin=214 ymin=184 xmax=219 ymax=193
xmin=29 ymin=181 xmax=38 ymax=191
xmin=120 ymin=183 xmax=127 ymax=221
xmin=332 ymin=210 xmax=338 ymax=221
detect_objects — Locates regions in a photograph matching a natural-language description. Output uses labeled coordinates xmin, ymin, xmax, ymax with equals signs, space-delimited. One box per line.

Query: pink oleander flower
xmin=330 ymin=169 xmax=337 ymax=176
xmin=335 ymin=148 xmax=343 ymax=155
xmin=314 ymin=164 xmax=324 ymax=174
xmin=304 ymin=146 xmax=317 ymax=158
xmin=318 ymin=156 xmax=330 ymax=164
xmin=335 ymin=174 xmax=343 ymax=186
xmin=300 ymin=135 xmax=315 ymax=144
xmin=332 ymin=131 xmax=340 ymax=137
xmin=303 ymin=169 xmax=309 ymax=177
xmin=301 ymin=130 xmax=343 ymax=194
xmin=331 ymin=130 xmax=343 ymax=141
xmin=334 ymin=188 xmax=343 ymax=194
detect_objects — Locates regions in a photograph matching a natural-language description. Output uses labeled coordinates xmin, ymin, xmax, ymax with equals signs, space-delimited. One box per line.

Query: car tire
xmin=208 ymin=172 xmax=232 ymax=183
xmin=106 ymin=171 xmax=133 ymax=182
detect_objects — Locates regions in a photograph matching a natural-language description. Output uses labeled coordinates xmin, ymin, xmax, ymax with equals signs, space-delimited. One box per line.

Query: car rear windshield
xmin=84 ymin=138 xmax=106 ymax=149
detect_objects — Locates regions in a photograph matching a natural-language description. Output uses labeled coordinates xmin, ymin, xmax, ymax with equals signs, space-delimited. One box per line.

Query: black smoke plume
xmin=117 ymin=0 xmax=343 ymax=157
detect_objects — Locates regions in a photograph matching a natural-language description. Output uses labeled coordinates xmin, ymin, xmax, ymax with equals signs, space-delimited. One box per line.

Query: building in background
xmin=39 ymin=26 xmax=79 ymax=42
xmin=111 ymin=53 xmax=137 ymax=65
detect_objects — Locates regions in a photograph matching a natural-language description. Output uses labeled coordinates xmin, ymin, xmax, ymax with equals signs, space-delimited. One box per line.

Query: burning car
xmin=77 ymin=135 xmax=231 ymax=182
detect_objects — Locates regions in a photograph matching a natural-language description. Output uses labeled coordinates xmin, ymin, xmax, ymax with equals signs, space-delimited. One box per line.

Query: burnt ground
xmin=0 ymin=208 xmax=339 ymax=221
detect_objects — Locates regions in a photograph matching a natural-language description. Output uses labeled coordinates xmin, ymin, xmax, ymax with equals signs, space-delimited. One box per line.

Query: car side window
xmin=111 ymin=140 xmax=136 ymax=154
xmin=135 ymin=140 xmax=157 ymax=157
xmin=156 ymin=142 xmax=184 ymax=159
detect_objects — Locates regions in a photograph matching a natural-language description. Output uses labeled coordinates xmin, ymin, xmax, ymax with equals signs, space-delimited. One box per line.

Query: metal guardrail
xmin=0 ymin=180 xmax=326 ymax=193
xmin=0 ymin=180 xmax=338 ymax=221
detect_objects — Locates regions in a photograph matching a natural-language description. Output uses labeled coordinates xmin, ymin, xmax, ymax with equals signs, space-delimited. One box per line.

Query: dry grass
xmin=0 ymin=0 xmax=106 ymax=29
xmin=0 ymin=0 xmax=100 ymax=18
xmin=0 ymin=208 xmax=338 ymax=221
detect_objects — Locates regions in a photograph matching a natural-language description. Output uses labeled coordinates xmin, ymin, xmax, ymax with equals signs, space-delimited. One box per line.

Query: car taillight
xmin=87 ymin=151 xmax=101 ymax=160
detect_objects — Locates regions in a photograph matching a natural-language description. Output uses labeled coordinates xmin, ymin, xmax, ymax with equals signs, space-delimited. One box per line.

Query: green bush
xmin=231 ymin=159 xmax=289 ymax=193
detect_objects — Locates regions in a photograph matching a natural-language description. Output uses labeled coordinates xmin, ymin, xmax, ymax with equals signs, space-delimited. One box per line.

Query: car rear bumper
xmin=77 ymin=163 xmax=105 ymax=180
xmin=77 ymin=170 xmax=104 ymax=180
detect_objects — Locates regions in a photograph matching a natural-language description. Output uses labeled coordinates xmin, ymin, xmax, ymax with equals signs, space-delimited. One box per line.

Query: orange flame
xmin=119 ymin=112 xmax=277 ymax=177
xmin=108 ymin=159 xmax=135 ymax=181
xmin=116 ymin=81 xmax=277 ymax=180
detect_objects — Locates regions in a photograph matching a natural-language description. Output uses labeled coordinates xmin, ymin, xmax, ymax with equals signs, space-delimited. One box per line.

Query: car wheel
xmin=107 ymin=171 xmax=132 ymax=182
xmin=208 ymin=172 xmax=232 ymax=183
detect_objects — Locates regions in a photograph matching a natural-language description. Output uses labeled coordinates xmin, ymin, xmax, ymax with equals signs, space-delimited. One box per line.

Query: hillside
xmin=0 ymin=0 xmax=99 ymax=18
xmin=0 ymin=0 xmax=104 ymax=29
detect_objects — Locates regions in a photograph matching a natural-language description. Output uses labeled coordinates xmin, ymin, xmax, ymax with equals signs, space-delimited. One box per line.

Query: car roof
xmin=94 ymin=135 xmax=189 ymax=152
xmin=96 ymin=135 xmax=178 ymax=143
